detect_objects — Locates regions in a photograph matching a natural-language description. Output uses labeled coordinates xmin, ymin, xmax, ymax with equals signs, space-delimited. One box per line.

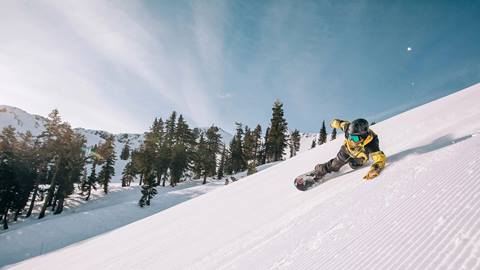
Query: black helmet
xmin=348 ymin=118 xmax=369 ymax=136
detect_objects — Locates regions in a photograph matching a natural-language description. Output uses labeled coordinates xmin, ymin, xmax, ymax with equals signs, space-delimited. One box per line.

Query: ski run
xmin=3 ymin=83 xmax=480 ymax=269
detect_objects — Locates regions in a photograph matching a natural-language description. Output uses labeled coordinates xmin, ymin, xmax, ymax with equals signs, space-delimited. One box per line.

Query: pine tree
xmin=260 ymin=127 xmax=270 ymax=165
xmin=16 ymin=131 xmax=41 ymax=220
xmin=290 ymin=129 xmax=301 ymax=157
xmin=97 ymin=135 xmax=116 ymax=194
xmin=38 ymin=109 xmax=63 ymax=219
xmin=138 ymin=173 xmax=157 ymax=207
xmin=224 ymin=144 xmax=233 ymax=176
xmin=217 ymin=146 xmax=226 ymax=179
xmin=164 ymin=111 xmax=177 ymax=148
xmin=202 ymin=126 xmax=222 ymax=184
xmin=266 ymin=100 xmax=288 ymax=162
xmin=243 ymin=126 xmax=255 ymax=162
xmin=253 ymin=125 xmax=263 ymax=165
xmin=137 ymin=113 xmax=193 ymax=205
xmin=331 ymin=128 xmax=337 ymax=141
xmin=192 ymin=128 xmax=201 ymax=142
xmin=12 ymin=132 xmax=35 ymax=217
xmin=169 ymin=144 xmax=188 ymax=187
xmin=85 ymin=161 xmax=97 ymax=201
xmin=26 ymin=135 xmax=48 ymax=218
xmin=193 ymin=134 xmax=207 ymax=179
xmin=120 ymin=140 xmax=131 ymax=160
xmin=121 ymin=161 xmax=136 ymax=187
xmin=311 ymin=139 xmax=316 ymax=149
xmin=80 ymin=166 xmax=88 ymax=194
xmin=146 ymin=117 xmax=168 ymax=186
xmin=244 ymin=125 xmax=261 ymax=175
xmin=175 ymin=115 xmax=192 ymax=146
xmin=136 ymin=119 xmax=159 ymax=187
xmin=230 ymin=123 xmax=246 ymax=173
xmin=137 ymin=130 xmax=158 ymax=206
xmin=80 ymin=144 xmax=99 ymax=201
xmin=135 ymin=146 xmax=150 ymax=186
xmin=167 ymin=114 xmax=193 ymax=186
xmin=0 ymin=127 xmax=22 ymax=229
xmin=52 ymin=129 xmax=86 ymax=215
xmin=38 ymin=110 xmax=86 ymax=219
xmin=318 ymin=121 xmax=327 ymax=145
xmin=149 ymin=118 xmax=171 ymax=187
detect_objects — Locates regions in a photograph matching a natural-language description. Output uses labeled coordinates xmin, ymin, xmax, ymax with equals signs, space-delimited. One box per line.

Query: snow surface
xmin=0 ymin=182 xmax=222 ymax=266
xmin=0 ymin=162 xmax=280 ymax=267
xmin=4 ymin=83 xmax=480 ymax=269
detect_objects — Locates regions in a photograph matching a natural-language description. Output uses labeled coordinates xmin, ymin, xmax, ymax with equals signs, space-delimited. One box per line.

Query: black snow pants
xmin=314 ymin=145 xmax=365 ymax=179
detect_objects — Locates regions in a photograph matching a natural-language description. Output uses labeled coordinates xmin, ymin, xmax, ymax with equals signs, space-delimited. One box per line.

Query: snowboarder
xmin=295 ymin=118 xmax=387 ymax=189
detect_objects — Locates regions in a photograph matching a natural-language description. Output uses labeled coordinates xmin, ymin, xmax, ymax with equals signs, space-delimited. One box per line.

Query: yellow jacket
xmin=331 ymin=119 xmax=387 ymax=173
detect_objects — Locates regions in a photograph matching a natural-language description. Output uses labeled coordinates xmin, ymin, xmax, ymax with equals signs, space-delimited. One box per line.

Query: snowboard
xmin=294 ymin=165 xmax=371 ymax=191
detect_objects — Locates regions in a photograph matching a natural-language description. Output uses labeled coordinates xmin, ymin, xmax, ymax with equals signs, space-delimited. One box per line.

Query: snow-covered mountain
xmin=6 ymin=83 xmax=480 ymax=270
xmin=0 ymin=105 xmax=47 ymax=136
xmin=0 ymin=105 xmax=144 ymax=181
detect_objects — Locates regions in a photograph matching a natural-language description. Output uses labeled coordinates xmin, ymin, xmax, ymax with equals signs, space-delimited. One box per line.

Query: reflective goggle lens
xmin=350 ymin=135 xmax=360 ymax=142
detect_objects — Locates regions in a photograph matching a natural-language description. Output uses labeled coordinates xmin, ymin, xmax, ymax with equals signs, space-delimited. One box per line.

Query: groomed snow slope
xmin=0 ymin=162 xmax=279 ymax=267
xmin=6 ymin=83 xmax=480 ymax=270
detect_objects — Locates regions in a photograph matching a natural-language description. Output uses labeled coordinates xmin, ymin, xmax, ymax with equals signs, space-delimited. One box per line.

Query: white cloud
xmin=0 ymin=0 xmax=227 ymax=133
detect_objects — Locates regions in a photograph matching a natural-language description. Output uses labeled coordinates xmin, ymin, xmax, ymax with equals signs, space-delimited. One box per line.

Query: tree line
xmin=0 ymin=110 xmax=116 ymax=229
xmin=0 ymin=100 xmax=295 ymax=228
xmin=130 ymin=100 xmax=292 ymax=207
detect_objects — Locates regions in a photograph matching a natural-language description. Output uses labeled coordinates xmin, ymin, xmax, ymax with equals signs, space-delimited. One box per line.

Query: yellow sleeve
xmin=331 ymin=119 xmax=349 ymax=132
xmin=370 ymin=151 xmax=387 ymax=172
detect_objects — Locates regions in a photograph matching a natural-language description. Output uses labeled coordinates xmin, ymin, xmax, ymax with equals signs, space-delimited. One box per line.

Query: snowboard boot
xmin=313 ymin=164 xmax=329 ymax=181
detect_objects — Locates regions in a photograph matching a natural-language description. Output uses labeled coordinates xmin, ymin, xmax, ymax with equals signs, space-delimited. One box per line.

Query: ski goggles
xmin=349 ymin=134 xmax=362 ymax=143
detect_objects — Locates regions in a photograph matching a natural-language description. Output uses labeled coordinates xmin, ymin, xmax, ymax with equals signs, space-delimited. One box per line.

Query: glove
xmin=330 ymin=119 xmax=345 ymax=129
xmin=330 ymin=119 xmax=342 ymax=129
xmin=363 ymin=169 xmax=380 ymax=180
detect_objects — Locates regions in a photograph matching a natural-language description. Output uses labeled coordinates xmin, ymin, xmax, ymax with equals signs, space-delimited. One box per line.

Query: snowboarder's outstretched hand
xmin=363 ymin=168 xmax=380 ymax=180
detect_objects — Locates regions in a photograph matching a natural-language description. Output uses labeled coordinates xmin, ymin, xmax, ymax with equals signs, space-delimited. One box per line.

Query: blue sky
xmin=1 ymin=0 xmax=479 ymax=134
